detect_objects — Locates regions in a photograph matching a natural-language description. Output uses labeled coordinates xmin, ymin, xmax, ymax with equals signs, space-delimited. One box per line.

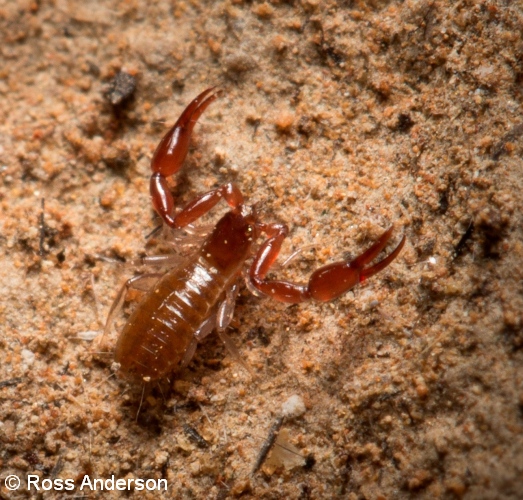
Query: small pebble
xmin=281 ymin=395 xmax=306 ymax=418
xmin=106 ymin=71 xmax=136 ymax=105
xmin=21 ymin=349 xmax=35 ymax=366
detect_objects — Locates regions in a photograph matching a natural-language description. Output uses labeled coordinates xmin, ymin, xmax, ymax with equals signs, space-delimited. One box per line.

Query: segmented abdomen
xmin=115 ymin=254 xmax=235 ymax=381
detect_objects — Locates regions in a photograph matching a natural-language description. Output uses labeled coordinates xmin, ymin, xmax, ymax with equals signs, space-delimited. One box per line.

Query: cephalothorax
xmin=107 ymin=88 xmax=405 ymax=382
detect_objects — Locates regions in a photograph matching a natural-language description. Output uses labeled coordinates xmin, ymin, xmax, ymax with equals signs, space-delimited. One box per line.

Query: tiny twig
xmin=251 ymin=415 xmax=284 ymax=474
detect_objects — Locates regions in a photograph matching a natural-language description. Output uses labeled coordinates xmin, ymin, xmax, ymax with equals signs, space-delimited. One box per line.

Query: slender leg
xmin=177 ymin=314 xmax=217 ymax=371
xmin=216 ymin=283 xmax=239 ymax=331
xmin=216 ymin=285 xmax=253 ymax=374
xmin=178 ymin=285 xmax=251 ymax=374
xmin=132 ymin=254 xmax=186 ymax=268
xmin=103 ymin=273 xmax=163 ymax=339
xmin=178 ymin=338 xmax=198 ymax=371
xmin=194 ymin=314 xmax=218 ymax=341
xmin=249 ymin=226 xmax=405 ymax=304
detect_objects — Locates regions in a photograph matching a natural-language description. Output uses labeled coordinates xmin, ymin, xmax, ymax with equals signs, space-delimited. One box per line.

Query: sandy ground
xmin=1 ymin=0 xmax=522 ymax=499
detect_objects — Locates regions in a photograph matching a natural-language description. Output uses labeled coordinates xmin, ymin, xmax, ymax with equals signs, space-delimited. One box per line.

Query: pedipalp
xmin=249 ymin=225 xmax=405 ymax=303
xmin=149 ymin=87 xmax=222 ymax=228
